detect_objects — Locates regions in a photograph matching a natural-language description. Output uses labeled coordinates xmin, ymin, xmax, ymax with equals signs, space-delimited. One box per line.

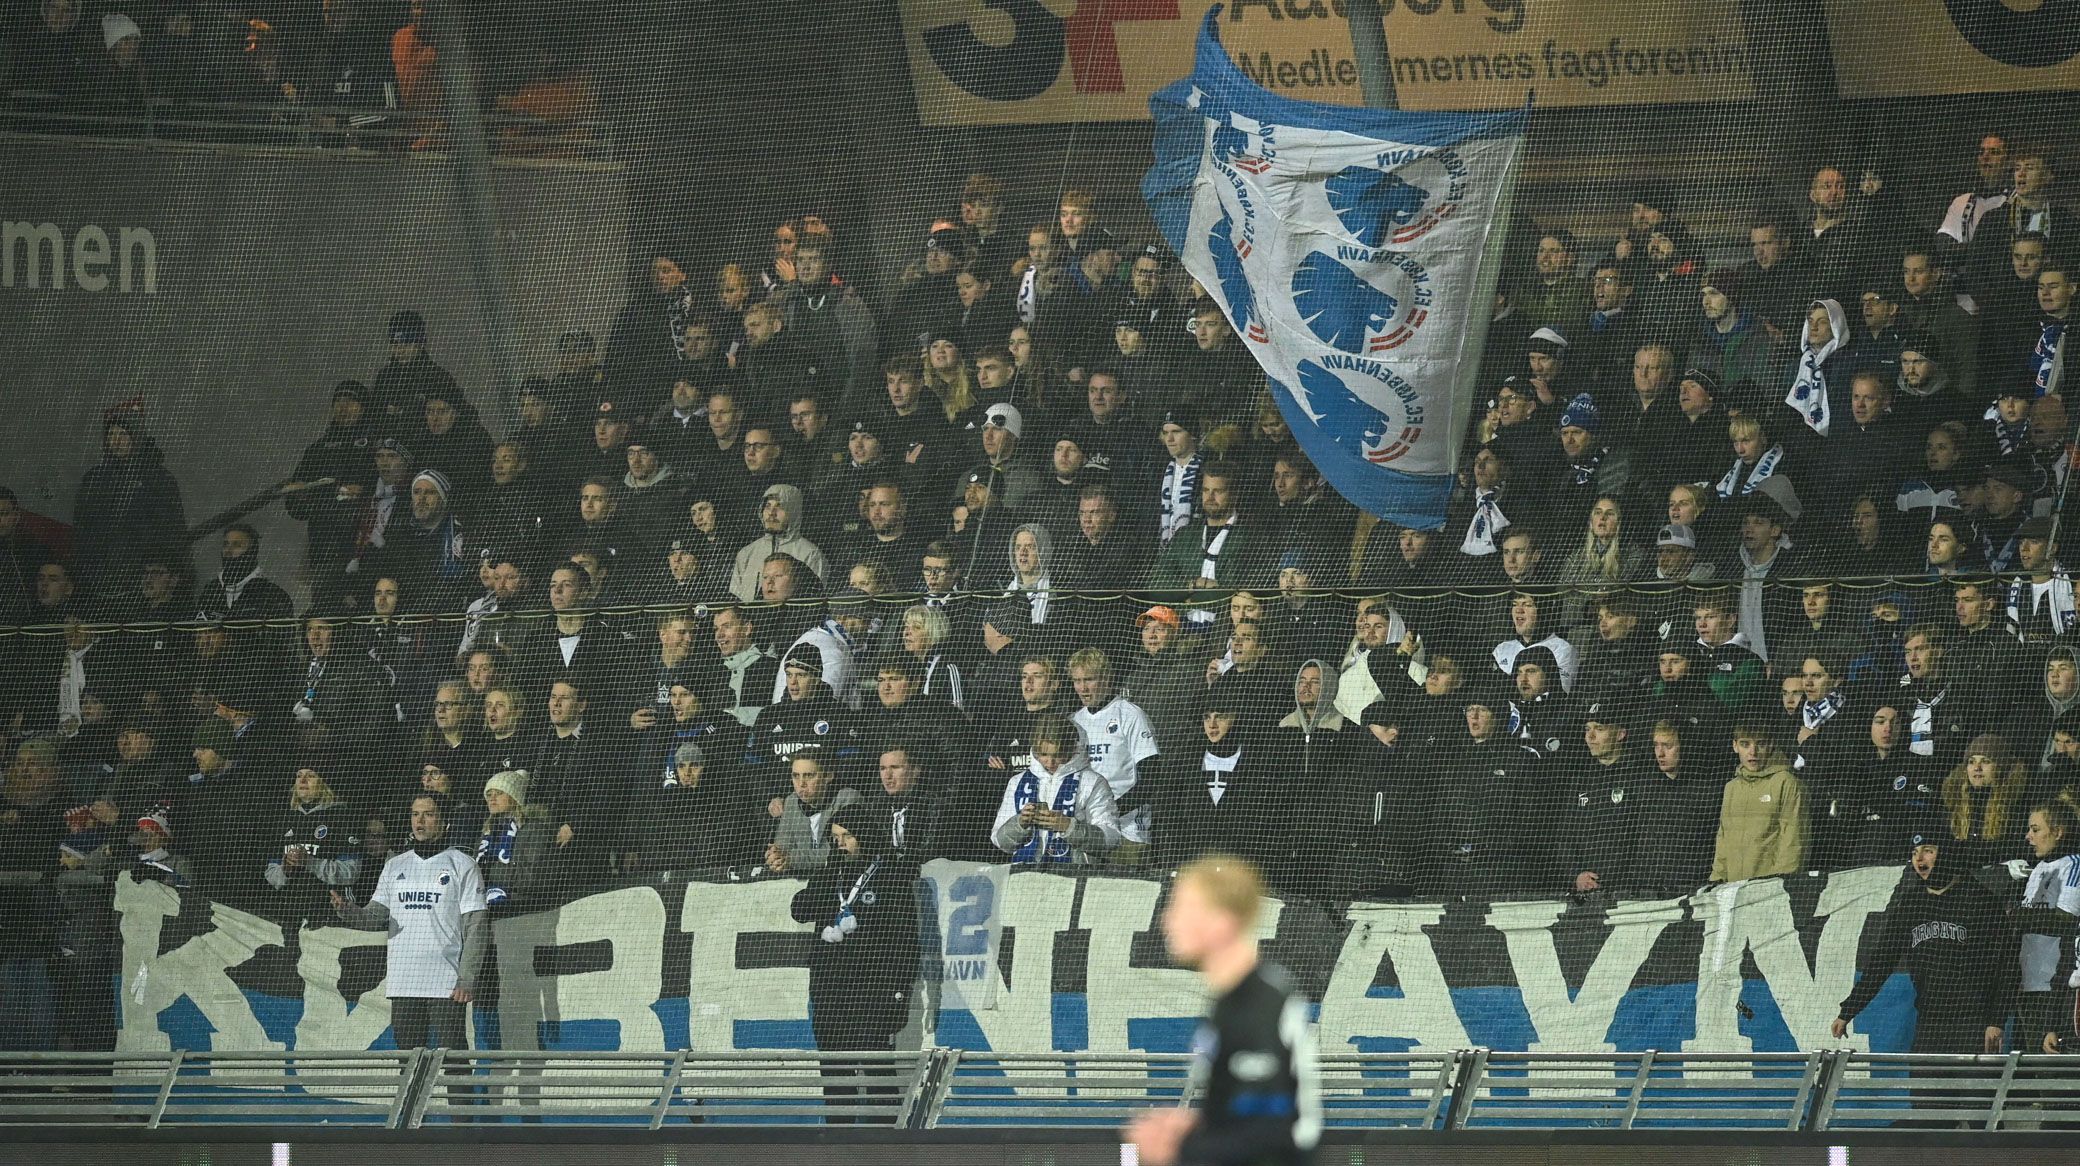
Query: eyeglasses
xmin=921 ymin=565 xmax=954 ymax=578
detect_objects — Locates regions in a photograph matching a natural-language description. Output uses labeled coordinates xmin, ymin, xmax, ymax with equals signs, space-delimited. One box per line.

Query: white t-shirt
xmin=1075 ymin=696 xmax=1161 ymax=843
xmin=372 ymin=846 xmax=489 ymax=998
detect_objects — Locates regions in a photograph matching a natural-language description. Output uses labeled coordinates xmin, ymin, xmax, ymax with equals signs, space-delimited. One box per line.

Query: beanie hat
xmin=1679 ymin=367 xmax=1721 ymax=398
xmin=1459 ymin=678 xmax=1508 ymax=711
xmin=411 ymin=469 xmax=452 ymax=501
xmin=136 ymin=805 xmax=172 ymax=839
xmin=1513 ymin=645 xmax=1561 ymax=677
xmin=1964 ymin=734 xmax=2012 ymax=766
xmin=784 ymin=643 xmax=825 ymax=675
xmin=1558 ymin=393 xmax=1599 ymax=433
xmin=825 ymin=800 xmax=891 ymax=857
xmin=1525 ymin=326 xmax=1570 ymax=355
xmin=674 ymin=743 xmax=705 ymax=769
xmin=484 ymin=769 xmax=529 ymax=808
xmin=389 ymin=310 xmax=428 ymax=345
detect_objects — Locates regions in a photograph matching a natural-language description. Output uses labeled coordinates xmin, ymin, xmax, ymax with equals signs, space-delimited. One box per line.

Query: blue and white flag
xmin=1142 ymin=8 xmax=1525 ymax=530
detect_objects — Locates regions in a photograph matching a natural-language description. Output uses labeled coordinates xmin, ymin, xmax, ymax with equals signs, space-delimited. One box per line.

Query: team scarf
xmin=2032 ymin=319 xmax=2065 ymax=396
xmin=1716 ymin=443 xmax=1784 ymax=499
xmin=478 ymin=815 xmax=519 ymax=866
xmin=1460 ymin=489 xmax=1510 ymax=555
xmin=1785 ymin=302 xmax=1846 ymax=435
xmin=2007 ymin=574 xmax=2080 ymax=641
xmin=1901 ymin=678 xmax=1946 ymax=757
xmin=1992 ymin=415 xmax=2032 ymax=457
xmin=1800 ymin=689 xmax=1847 ymax=732
xmin=1566 ymin=447 xmax=1605 ymax=488
xmin=1017 ymin=266 xmax=1040 ymax=324
xmin=820 ymin=857 xmax=884 ymax=944
xmin=1159 ymin=456 xmax=1202 ymax=544
xmin=1011 ymin=767 xmax=1081 ymax=863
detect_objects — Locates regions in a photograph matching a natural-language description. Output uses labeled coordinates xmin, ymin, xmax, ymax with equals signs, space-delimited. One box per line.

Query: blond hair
xmin=1943 ymin=757 xmax=2029 ymax=842
xmin=1176 ymin=854 xmax=1265 ymax=928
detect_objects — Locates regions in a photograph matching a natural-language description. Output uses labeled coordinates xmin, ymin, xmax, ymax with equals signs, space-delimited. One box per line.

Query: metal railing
xmin=0 ymin=94 xmax=614 ymax=162
xmin=5 ymin=1049 xmax=2080 ymax=1130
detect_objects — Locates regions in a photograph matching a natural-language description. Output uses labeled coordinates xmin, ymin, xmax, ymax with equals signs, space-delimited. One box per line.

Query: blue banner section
xmin=1142 ymin=8 xmax=1525 ymax=530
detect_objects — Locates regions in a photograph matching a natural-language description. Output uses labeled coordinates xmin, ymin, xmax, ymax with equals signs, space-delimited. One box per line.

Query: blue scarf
xmin=478 ymin=816 xmax=518 ymax=866
xmin=1011 ymin=768 xmax=1081 ymax=863
xmin=2032 ymin=319 xmax=2064 ymax=396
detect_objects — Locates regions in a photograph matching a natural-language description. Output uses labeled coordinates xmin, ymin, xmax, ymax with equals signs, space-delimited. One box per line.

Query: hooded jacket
xmin=73 ymin=417 xmax=190 ymax=597
xmin=728 ymin=484 xmax=830 ymax=602
xmin=1277 ymin=660 xmax=1375 ymax=898
xmin=1001 ymin=521 xmax=1065 ymax=633
xmin=1784 ymin=298 xmax=1852 ymax=437
xmin=2009 ymin=646 xmax=2080 ymax=776
xmin=991 ymin=735 xmax=1122 ymax=864
xmin=1710 ymin=759 xmax=1807 ymax=882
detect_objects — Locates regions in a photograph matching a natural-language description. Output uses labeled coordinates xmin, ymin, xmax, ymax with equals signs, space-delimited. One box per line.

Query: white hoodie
xmin=991 ymin=746 xmax=1122 ymax=864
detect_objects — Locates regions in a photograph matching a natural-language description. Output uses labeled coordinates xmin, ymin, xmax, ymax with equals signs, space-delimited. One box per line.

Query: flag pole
xmin=1344 ymin=0 xmax=1398 ymax=109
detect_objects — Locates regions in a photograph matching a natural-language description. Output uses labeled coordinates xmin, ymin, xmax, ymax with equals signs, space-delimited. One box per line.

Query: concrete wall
xmin=0 ymin=136 xmax=628 ymax=600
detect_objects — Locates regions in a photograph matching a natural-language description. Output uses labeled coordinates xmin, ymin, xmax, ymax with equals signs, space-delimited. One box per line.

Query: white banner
xmin=921 ymin=859 xmax=1010 ymax=1012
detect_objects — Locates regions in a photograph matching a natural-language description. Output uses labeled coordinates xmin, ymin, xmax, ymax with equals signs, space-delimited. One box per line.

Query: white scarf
xmin=1159 ymin=456 xmax=1200 ymax=544
xmin=369 ymin=479 xmax=400 ymax=548
xmin=1460 ymin=489 xmax=1509 ymax=555
xmin=1199 ymin=521 xmax=1235 ymax=581
xmin=58 ymin=643 xmax=89 ymax=732
xmin=1785 ymin=300 xmax=1846 ymax=435
xmin=2008 ymin=573 xmax=2079 ymax=639
xmin=1017 ymin=266 xmax=1040 ymax=324
xmin=1716 ymin=444 xmax=1784 ymax=499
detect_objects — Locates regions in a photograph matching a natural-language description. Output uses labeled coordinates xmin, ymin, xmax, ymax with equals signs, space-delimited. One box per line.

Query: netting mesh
xmin=2 ymin=0 xmax=2079 ymax=1077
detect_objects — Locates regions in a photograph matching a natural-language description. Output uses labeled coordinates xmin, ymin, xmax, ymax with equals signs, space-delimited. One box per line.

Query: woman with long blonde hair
xmin=921 ymin=333 xmax=980 ymax=427
xmin=1941 ymin=735 xmax=2032 ymax=867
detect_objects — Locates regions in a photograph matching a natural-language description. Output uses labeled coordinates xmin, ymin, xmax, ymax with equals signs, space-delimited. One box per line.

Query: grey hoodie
xmin=729 ymin=483 xmax=829 ymax=601
xmin=1277 ymin=657 xmax=1348 ymax=736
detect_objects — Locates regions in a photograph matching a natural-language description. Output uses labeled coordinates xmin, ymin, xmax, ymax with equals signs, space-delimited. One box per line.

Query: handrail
xmin=0 ymin=92 xmax=613 ymax=161
xmin=3 ymin=1049 xmax=2079 ymax=1130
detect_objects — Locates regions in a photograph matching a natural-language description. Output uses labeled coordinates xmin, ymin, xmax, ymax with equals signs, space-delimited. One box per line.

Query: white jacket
xmin=991 ymin=757 xmax=1122 ymax=864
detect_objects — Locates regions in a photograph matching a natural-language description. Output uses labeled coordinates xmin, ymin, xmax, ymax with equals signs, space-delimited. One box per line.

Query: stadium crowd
xmin=3 ymin=130 xmax=2080 ymax=1061
xmin=1 ymin=0 xmax=596 ymax=148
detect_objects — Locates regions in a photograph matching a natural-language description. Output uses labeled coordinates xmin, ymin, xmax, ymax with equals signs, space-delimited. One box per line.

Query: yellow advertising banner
xmin=1823 ymin=0 xmax=2080 ymax=97
xmin=898 ymin=0 xmax=1755 ymax=126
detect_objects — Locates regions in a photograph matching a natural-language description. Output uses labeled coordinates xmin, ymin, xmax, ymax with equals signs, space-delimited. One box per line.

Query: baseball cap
xmin=1137 ymin=605 xmax=1181 ymax=628
xmin=983 ymin=403 xmax=1023 ymax=440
